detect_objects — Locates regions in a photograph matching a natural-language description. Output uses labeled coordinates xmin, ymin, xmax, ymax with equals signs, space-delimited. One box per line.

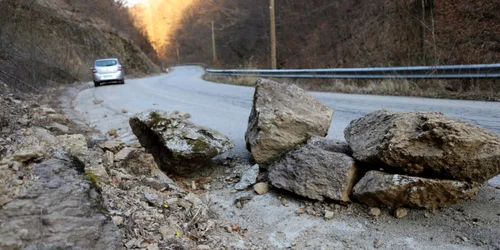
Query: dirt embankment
xmin=0 ymin=0 xmax=161 ymax=92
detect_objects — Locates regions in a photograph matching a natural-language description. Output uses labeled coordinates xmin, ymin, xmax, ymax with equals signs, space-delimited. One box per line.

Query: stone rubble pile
xmin=242 ymin=79 xmax=500 ymax=210
xmin=0 ymin=94 xmax=225 ymax=249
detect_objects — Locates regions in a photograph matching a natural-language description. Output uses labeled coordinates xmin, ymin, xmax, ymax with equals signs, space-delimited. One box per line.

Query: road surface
xmin=74 ymin=65 xmax=500 ymax=160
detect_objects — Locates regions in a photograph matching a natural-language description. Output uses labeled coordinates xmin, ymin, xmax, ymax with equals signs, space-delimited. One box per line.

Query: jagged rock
xmin=352 ymin=171 xmax=479 ymax=209
xmin=0 ymin=158 xmax=122 ymax=249
xmin=129 ymin=110 xmax=234 ymax=175
xmin=47 ymin=113 xmax=69 ymax=124
xmin=41 ymin=106 xmax=56 ymax=114
xmin=85 ymin=164 xmax=109 ymax=183
xmin=234 ymin=164 xmax=259 ymax=190
xmin=31 ymin=127 xmax=59 ymax=146
xmin=100 ymin=140 xmax=123 ymax=154
xmin=50 ymin=122 xmax=69 ymax=134
xmin=245 ymin=79 xmax=334 ymax=167
xmin=118 ymin=151 xmax=155 ymax=176
xmin=269 ymin=141 xmax=358 ymax=202
xmin=56 ymin=134 xmax=88 ymax=156
xmin=344 ymin=110 xmax=500 ymax=183
xmin=114 ymin=147 xmax=136 ymax=162
xmin=103 ymin=151 xmax=114 ymax=167
xmin=12 ymin=147 xmax=43 ymax=163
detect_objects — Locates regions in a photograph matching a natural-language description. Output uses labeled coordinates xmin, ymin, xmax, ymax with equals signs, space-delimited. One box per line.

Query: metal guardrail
xmin=206 ymin=64 xmax=500 ymax=79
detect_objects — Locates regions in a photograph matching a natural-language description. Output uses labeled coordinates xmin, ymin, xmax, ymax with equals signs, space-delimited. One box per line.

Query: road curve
xmin=74 ymin=66 xmax=500 ymax=159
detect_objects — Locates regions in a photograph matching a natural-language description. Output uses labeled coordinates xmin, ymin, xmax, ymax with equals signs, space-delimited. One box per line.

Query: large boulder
xmin=344 ymin=110 xmax=500 ymax=183
xmin=269 ymin=137 xmax=358 ymax=202
xmin=0 ymin=157 xmax=122 ymax=249
xmin=352 ymin=171 xmax=479 ymax=209
xmin=245 ymin=79 xmax=334 ymax=167
xmin=129 ymin=110 xmax=234 ymax=175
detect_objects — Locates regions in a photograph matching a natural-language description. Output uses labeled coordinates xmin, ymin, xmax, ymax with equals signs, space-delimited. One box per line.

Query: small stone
xmin=100 ymin=140 xmax=123 ymax=154
xmin=13 ymin=179 xmax=24 ymax=186
xmin=253 ymin=182 xmax=269 ymax=195
xmin=10 ymin=161 xmax=22 ymax=171
xmin=280 ymin=199 xmax=289 ymax=207
xmin=368 ymin=208 xmax=381 ymax=217
xmin=234 ymin=164 xmax=259 ymax=190
xmin=12 ymin=148 xmax=43 ymax=163
xmin=159 ymin=226 xmax=176 ymax=239
xmin=41 ymin=107 xmax=56 ymax=114
xmin=231 ymin=225 xmax=240 ymax=231
xmin=50 ymin=122 xmax=69 ymax=133
xmin=198 ymin=245 xmax=211 ymax=250
xmin=104 ymin=151 xmax=114 ymax=167
xmin=108 ymin=129 xmax=118 ymax=136
xmin=144 ymin=192 xmax=158 ymax=205
xmin=374 ymin=239 xmax=384 ymax=248
xmin=178 ymin=200 xmax=192 ymax=209
xmin=305 ymin=206 xmax=317 ymax=216
xmin=114 ymin=147 xmax=135 ymax=162
xmin=394 ymin=208 xmax=408 ymax=219
xmin=324 ymin=210 xmax=334 ymax=220
xmin=297 ymin=208 xmax=306 ymax=215
xmin=125 ymin=238 xmax=136 ymax=249
xmin=235 ymin=201 xmax=243 ymax=209
xmin=225 ymin=225 xmax=232 ymax=233
xmin=458 ymin=236 xmax=469 ymax=242
xmin=112 ymin=216 xmax=123 ymax=226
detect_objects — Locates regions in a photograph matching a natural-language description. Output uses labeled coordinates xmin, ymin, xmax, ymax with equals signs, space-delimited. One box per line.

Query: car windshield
xmin=95 ymin=60 xmax=117 ymax=67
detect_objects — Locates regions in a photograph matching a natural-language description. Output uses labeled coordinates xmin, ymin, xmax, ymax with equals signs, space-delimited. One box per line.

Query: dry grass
xmin=203 ymin=75 xmax=500 ymax=101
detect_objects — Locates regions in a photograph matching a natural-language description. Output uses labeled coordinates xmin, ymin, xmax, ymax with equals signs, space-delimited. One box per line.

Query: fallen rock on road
xmin=245 ymin=79 xmax=334 ymax=168
xmin=352 ymin=171 xmax=479 ymax=209
xmin=269 ymin=137 xmax=359 ymax=202
xmin=345 ymin=110 xmax=500 ymax=183
xmin=129 ymin=109 xmax=234 ymax=175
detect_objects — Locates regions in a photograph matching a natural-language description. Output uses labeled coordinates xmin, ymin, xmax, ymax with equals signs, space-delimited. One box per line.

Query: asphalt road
xmin=74 ymin=66 xmax=500 ymax=160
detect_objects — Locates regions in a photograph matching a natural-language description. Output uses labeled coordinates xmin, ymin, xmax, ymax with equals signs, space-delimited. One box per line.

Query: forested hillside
xmin=0 ymin=0 xmax=160 ymax=92
xmin=130 ymin=0 xmax=500 ymax=69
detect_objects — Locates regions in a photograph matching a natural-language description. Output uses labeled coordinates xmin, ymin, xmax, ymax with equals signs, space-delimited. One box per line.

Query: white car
xmin=92 ymin=58 xmax=125 ymax=87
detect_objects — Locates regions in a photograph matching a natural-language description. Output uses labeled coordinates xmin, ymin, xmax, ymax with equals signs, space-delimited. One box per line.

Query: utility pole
xmin=211 ymin=21 xmax=217 ymax=63
xmin=270 ymin=0 xmax=277 ymax=69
